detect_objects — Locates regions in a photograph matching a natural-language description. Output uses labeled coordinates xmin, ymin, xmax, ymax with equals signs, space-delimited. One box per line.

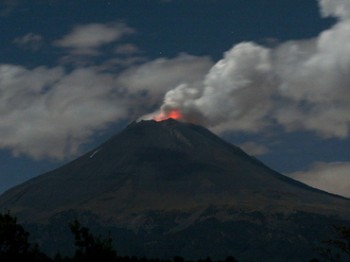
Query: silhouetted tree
xmin=69 ymin=220 xmax=117 ymax=261
xmin=225 ymin=256 xmax=238 ymax=262
xmin=173 ymin=256 xmax=185 ymax=262
xmin=0 ymin=212 xmax=50 ymax=261
xmin=1 ymin=212 xmax=242 ymax=262
xmin=0 ymin=212 xmax=30 ymax=255
xmin=319 ymin=225 xmax=350 ymax=261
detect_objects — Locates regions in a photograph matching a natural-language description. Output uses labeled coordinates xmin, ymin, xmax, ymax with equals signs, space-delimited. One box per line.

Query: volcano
xmin=0 ymin=119 xmax=350 ymax=261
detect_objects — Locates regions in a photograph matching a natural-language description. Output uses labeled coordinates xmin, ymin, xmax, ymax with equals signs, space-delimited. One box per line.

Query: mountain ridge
xmin=0 ymin=118 xmax=350 ymax=261
xmin=1 ymin=118 xmax=349 ymax=219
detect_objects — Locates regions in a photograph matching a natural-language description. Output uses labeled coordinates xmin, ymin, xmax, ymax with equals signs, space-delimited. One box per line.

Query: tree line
xmin=1 ymin=212 xmax=349 ymax=262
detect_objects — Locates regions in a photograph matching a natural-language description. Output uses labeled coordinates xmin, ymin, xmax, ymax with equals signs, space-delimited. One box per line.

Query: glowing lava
xmin=154 ymin=109 xmax=182 ymax=122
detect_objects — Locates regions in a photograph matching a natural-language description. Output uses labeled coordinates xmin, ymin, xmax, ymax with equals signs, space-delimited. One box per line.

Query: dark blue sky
xmin=1 ymin=0 xmax=349 ymax=197
xmin=1 ymin=0 xmax=334 ymax=65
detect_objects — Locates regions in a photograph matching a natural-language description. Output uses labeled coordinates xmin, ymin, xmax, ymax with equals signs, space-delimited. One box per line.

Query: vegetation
xmin=317 ymin=225 xmax=350 ymax=261
xmin=0 ymin=212 xmax=239 ymax=262
xmin=0 ymin=212 xmax=50 ymax=261
xmin=3 ymin=211 xmax=350 ymax=262
xmin=69 ymin=219 xmax=116 ymax=261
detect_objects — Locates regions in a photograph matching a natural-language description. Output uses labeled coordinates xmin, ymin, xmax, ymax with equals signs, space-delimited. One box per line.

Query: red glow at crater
xmin=154 ymin=109 xmax=182 ymax=122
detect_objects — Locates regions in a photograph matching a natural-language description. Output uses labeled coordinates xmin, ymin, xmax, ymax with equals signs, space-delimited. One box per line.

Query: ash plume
xmin=147 ymin=0 xmax=350 ymax=138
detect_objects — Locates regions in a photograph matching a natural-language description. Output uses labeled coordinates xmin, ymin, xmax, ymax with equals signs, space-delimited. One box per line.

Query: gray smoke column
xmin=146 ymin=0 xmax=350 ymax=138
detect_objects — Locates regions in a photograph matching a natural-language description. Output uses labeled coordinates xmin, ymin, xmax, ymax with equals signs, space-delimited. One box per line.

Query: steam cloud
xmin=149 ymin=0 xmax=350 ymax=138
xmin=2 ymin=0 xmax=350 ymax=160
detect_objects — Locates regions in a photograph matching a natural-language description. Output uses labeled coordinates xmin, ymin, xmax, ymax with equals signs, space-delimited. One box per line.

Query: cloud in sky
xmin=0 ymin=65 xmax=126 ymax=159
xmin=54 ymin=22 xmax=135 ymax=55
xmin=13 ymin=33 xmax=44 ymax=51
xmin=148 ymin=0 xmax=350 ymax=138
xmin=2 ymin=0 xmax=350 ymax=160
xmin=318 ymin=0 xmax=350 ymax=20
xmin=0 ymin=54 xmax=211 ymax=159
xmin=289 ymin=162 xmax=350 ymax=198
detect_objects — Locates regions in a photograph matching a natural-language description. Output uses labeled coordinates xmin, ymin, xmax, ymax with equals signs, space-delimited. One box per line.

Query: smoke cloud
xmin=147 ymin=0 xmax=350 ymax=138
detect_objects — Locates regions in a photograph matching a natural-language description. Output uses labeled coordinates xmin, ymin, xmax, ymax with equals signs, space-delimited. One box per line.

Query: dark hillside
xmin=1 ymin=119 xmax=350 ymax=261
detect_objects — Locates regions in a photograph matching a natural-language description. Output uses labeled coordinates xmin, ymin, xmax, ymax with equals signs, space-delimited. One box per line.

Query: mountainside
xmin=1 ymin=119 xmax=350 ymax=261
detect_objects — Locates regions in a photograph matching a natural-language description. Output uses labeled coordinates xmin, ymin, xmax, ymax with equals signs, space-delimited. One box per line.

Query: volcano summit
xmin=0 ymin=119 xmax=349 ymax=261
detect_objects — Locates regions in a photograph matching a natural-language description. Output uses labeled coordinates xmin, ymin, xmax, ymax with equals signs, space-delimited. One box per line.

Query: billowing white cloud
xmin=13 ymin=33 xmax=44 ymax=51
xmin=145 ymin=42 xmax=276 ymax=133
xmin=54 ymin=22 xmax=135 ymax=55
xmin=196 ymin=43 xmax=273 ymax=132
xmin=144 ymin=0 xmax=350 ymax=138
xmin=318 ymin=0 xmax=350 ymax=20
xmin=150 ymin=43 xmax=275 ymax=132
xmin=289 ymin=162 xmax=350 ymax=198
xmin=3 ymin=0 xmax=350 ymax=160
xmin=117 ymin=54 xmax=213 ymax=109
xmin=274 ymin=18 xmax=350 ymax=138
xmin=0 ymin=54 xmax=211 ymax=159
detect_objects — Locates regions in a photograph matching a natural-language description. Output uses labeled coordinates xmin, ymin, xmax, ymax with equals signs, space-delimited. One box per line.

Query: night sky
xmin=1 ymin=0 xmax=349 ymax=197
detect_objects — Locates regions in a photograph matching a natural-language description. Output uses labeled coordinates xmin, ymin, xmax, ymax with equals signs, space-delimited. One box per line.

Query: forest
xmin=1 ymin=212 xmax=349 ymax=262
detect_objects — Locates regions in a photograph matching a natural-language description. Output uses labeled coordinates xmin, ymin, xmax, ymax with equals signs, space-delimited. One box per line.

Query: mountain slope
xmin=0 ymin=119 xmax=350 ymax=261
